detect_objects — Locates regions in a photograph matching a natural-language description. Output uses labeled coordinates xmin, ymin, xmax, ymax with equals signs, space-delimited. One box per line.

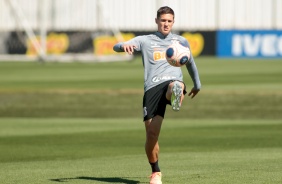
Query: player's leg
xmin=166 ymin=81 xmax=185 ymax=111
xmin=144 ymin=115 xmax=163 ymax=164
xmin=143 ymin=83 xmax=170 ymax=184
xmin=144 ymin=115 xmax=163 ymax=184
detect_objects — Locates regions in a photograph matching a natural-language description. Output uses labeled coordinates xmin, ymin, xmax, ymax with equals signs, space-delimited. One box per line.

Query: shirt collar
xmin=155 ymin=31 xmax=172 ymax=39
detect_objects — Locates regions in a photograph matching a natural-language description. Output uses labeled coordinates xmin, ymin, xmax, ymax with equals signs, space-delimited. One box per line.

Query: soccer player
xmin=113 ymin=6 xmax=201 ymax=184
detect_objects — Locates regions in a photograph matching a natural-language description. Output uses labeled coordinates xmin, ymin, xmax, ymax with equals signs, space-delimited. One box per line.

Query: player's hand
xmin=121 ymin=44 xmax=137 ymax=55
xmin=188 ymin=88 xmax=200 ymax=98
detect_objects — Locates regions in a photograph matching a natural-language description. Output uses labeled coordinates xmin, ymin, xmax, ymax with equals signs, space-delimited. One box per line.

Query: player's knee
xmin=146 ymin=129 xmax=159 ymax=141
xmin=168 ymin=82 xmax=174 ymax=91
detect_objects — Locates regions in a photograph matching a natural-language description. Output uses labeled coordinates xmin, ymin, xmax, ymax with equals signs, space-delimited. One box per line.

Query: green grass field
xmin=0 ymin=57 xmax=282 ymax=184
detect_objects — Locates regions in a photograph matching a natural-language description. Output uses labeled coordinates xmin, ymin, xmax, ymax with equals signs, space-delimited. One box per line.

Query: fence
xmin=0 ymin=0 xmax=281 ymax=31
xmin=0 ymin=0 xmax=281 ymax=61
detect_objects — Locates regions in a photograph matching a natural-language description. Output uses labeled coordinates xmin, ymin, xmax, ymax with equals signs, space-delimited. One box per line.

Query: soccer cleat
xmin=149 ymin=172 xmax=162 ymax=184
xmin=171 ymin=81 xmax=182 ymax=111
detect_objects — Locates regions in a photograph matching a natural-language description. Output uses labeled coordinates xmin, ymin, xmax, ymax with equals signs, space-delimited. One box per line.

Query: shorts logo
xmin=152 ymin=75 xmax=176 ymax=83
xmin=143 ymin=107 xmax=147 ymax=117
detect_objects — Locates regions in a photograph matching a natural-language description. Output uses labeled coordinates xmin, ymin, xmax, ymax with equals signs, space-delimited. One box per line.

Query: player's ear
xmin=155 ymin=18 xmax=158 ymax=24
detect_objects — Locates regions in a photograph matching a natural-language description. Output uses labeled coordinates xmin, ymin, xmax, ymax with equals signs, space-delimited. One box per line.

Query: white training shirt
xmin=113 ymin=31 xmax=201 ymax=92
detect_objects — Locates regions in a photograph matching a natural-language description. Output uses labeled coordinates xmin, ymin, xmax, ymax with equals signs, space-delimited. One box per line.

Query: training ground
xmin=0 ymin=56 xmax=282 ymax=184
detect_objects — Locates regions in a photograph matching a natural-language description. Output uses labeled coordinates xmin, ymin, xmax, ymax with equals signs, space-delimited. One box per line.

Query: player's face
xmin=155 ymin=14 xmax=174 ymax=36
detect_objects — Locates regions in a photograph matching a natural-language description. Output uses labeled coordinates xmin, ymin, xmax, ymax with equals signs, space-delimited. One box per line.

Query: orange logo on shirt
xmin=153 ymin=51 xmax=166 ymax=61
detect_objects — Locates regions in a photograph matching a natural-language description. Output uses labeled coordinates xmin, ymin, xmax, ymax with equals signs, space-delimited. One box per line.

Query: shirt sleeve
xmin=183 ymin=39 xmax=201 ymax=90
xmin=113 ymin=42 xmax=124 ymax=52
xmin=113 ymin=36 xmax=143 ymax=52
xmin=185 ymin=55 xmax=201 ymax=90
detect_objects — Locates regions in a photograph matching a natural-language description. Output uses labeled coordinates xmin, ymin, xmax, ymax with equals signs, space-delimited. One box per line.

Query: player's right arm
xmin=113 ymin=36 xmax=143 ymax=55
xmin=113 ymin=43 xmax=137 ymax=55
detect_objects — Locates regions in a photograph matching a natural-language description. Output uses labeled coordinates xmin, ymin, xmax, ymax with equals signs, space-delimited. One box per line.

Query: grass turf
xmin=0 ymin=118 xmax=282 ymax=184
xmin=0 ymin=56 xmax=282 ymax=183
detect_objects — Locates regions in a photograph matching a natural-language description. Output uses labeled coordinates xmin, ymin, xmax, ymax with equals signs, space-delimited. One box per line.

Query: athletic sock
xmin=150 ymin=160 xmax=161 ymax=172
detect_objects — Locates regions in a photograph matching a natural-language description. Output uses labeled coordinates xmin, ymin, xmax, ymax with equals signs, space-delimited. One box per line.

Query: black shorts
xmin=143 ymin=80 xmax=187 ymax=121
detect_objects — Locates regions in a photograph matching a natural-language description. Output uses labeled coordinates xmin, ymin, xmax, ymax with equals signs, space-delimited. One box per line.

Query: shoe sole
xmin=171 ymin=81 xmax=182 ymax=111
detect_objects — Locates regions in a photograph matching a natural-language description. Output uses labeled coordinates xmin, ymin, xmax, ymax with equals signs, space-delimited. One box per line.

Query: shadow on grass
xmin=50 ymin=176 xmax=142 ymax=183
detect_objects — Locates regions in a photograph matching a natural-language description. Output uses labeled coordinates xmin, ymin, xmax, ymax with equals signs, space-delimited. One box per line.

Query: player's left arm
xmin=182 ymin=39 xmax=201 ymax=98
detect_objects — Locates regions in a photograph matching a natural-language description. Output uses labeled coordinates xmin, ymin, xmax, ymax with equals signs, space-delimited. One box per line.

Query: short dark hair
xmin=157 ymin=6 xmax=174 ymax=19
